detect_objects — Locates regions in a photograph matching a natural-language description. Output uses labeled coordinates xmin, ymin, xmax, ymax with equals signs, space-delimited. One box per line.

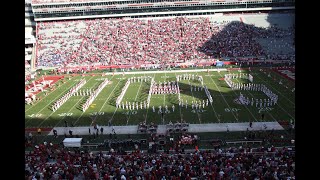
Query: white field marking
xmin=134 ymin=74 xmax=144 ymax=101
xmin=27 ymin=113 xmax=43 ymax=118
xmin=224 ymin=108 xmax=241 ymax=112
xmin=228 ymin=74 xmax=261 ymax=122
xmin=220 ymin=71 xmax=258 ymax=120
xmin=254 ymin=72 xmax=295 ymax=119
xmin=191 ymin=109 xmax=207 ymax=114
xmin=238 ymin=85 xmax=277 ymax=122
xmin=187 ymin=79 xmax=202 ymax=124
xmin=38 ymin=92 xmax=87 ymax=128
xmin=195 ymin=71 xmax=221 ymax=123
xmin=258 ymin=107 xmax=273 ymax=114
xmin=105 ymin=81 xmax=127 ymax=122
xmin=94 ymin=77 xmax=119 ymax=113
xmin=122 ymin=111 xmax=138 ymax=116
xmin=205 ymin=75 xmax=220 ymax=77
xmin=37 ymin=98 xmax=121 ymax=102
xmin=95 ymin=78 xmax=107 ymax=81
xmin=116 ymin=77 xmax=126 ymax=80
xmin=34 ymin=94 xmax=264 ymax=103
xmin=161 ymin=71 xmax=169 ymax=124
xmin=110 ymin=74 xmax=138 ymax=125
xmin=126 ymin=73 xmax=146 ymax=125
xmin=144 ymin=73 xmax=157 ymax=123
xmin=207 ymin=73 xmax=239 ymax=122
xmin=90 ymin=77 xmax=120 ymax=124
xmin=74 ymin=76 xmax=119 ymax=126
xmin=256 ymin=71 xmax=295 ymax=105
xmin=25 ymin=77 xmax=71 ymax=112
xmin=35 ymin=76 xmax=97 ymax=127
xmin=57 ymin=113 xmax=73 ymax=117
xmin=25 ymin=79 xmax=80 ymax=124
xmin=163 ymin=71 xmax=167 ymax=107
xmin=104 ymin=68 xmax=228 ymax=76
xmin=174 ymin=72 xmax=183 ymax=122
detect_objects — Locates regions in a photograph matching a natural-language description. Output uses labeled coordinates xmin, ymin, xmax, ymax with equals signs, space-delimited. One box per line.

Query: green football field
xmin=25 ymin=68 xmax=295 ymax=128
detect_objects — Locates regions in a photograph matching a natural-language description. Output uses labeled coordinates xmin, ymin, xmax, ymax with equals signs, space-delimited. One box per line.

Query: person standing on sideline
xmin=69 ymin=129 xmax=73 ymax=136
xmin=53 ymin=129 xmax=57 ymax=138
xmin=100 ymin=127 xmax=104 ymax=135
xmin=249 ymin=121 xmax=252 ymax=128
xmin=88 ymin=128 xmax=91 ymax=135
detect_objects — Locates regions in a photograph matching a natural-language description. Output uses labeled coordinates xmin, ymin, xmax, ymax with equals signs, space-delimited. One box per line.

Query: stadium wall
xmin=34 ymin=6 xmax=294 ymax=21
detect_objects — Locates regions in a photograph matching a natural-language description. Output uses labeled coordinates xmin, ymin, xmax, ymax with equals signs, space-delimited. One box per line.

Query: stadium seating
xmin=36 ymin=17 xmax=294 ymax=68
xmin=25 ymin=142 xmax=295 ymax=179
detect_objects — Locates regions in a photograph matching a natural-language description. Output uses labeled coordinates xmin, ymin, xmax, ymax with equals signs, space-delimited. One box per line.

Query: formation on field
xmin=25 ymin=68 xmax=295 ymax=128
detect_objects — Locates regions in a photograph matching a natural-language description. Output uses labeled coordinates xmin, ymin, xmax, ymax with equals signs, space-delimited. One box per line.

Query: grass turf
xmin=25 ymin=68 xmax=295 ymax=128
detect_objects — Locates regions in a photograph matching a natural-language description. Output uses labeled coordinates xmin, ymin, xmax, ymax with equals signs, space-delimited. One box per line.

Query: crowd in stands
xmin=32 ymin=0 xmax=111 ymax=4
xmin=36 ymin=17 xmax=294 ymax=68
xmin=25 ymin=141 xmax=295 ymax=179
xmin=32 ymin=0 xmax=211 ymax=5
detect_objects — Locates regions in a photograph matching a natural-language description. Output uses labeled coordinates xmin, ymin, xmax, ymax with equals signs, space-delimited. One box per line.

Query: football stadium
xmin=25 ymin=0 xmax=295 ymax=179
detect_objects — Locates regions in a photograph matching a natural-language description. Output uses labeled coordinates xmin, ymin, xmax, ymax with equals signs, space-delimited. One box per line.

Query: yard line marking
xmin=126 ymin=73 xmax=145 ymax=125
xmin=144 ymin=73 xmax=157 ymax=124
xmin=42 ymin=93 xmax=87 ymax=128
xmin=35 ymin=76 xmax=96 ymax=127
xmin=195 ymin=72 xmax=221 ymax=123
xmin=25 ymin=79 xmax=80 ymax=124
xmin=233 ymin=78 xmax=278 ymax=122
xmin=134 ymin=75 xmax=144 ymax=101
xmin=101 ymin=85 xmax=121 ymax=125
xmin=109 ymin=74 xmax=137 ymax=125
xmin=208 ymin=73 xmax=239 ymax=122
xmin=75 ymin=76 xmax=119 ymax=126
xmin=39 ymin=96 xmax=86 ymax=143
xmin=253 ymin=72 xmax=295 ymax=119
xmin=187 ymin=78 xmax=202 ymax=124
xmin=103 ymin=68 xmax=228 ymax=76
xmin=90 ymin=76 xmax=119 ymax=124
xmin=174 ymin=72 xmax=183 ymax=122
xmin=256 ymin=71 xmax=295 ymax=105
xmin=226 ymin=73 xmax=259 ymax=122
xmin=25 ymin=77 xmax=74 ymax=112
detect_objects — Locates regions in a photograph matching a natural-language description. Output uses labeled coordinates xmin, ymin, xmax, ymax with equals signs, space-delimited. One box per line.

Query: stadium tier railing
xmin=225 ymin=140 xmax=263 ymax=145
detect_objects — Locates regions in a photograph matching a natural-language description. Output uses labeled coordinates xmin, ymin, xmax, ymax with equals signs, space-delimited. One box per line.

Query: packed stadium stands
xmin=25 ymin=142 xmax=295 ymax=179
xmin=26 ymin=0 xmax=295 ymax=179
xmin=36 ymin=15 xmax=294 ymax=68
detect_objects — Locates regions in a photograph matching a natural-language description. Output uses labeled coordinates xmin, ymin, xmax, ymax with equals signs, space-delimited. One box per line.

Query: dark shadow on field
xmin=107 ymin=80 xmax=126 ymax=106
xmin=138 ymin=81 xmax=150 ymax=102
xmin=76 ymin=82 xmax=105 ymax=111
